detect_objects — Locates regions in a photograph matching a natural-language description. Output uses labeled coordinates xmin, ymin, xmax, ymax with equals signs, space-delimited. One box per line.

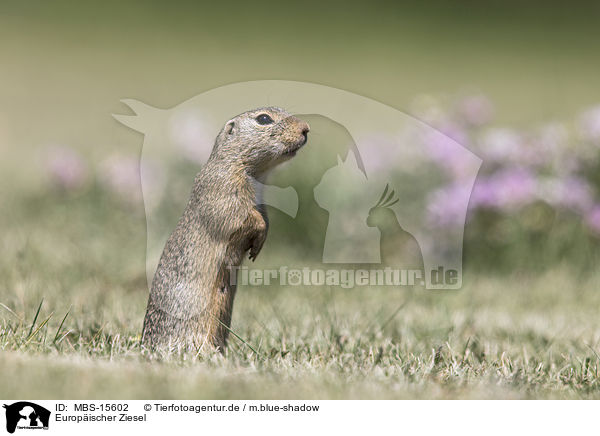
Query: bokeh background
xmin=2 ymin=0 xmax=600 ymax=399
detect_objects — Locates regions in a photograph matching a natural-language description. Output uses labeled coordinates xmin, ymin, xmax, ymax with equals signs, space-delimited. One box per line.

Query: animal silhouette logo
xmin=314 ymin=154 xmax=425 ymax=275
xmin=314 ymin=152 xmax=381 ymax=263
xmin=3 ymin=402 xmax=50 ymax=433
xmin=114 ymin=80 xmax=481 ymax=289
xmin=366 ymin=184 xmax=424 ymax=272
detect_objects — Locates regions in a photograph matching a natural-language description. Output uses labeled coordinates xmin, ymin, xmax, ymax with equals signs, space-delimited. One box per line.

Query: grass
xmin=3 ymin=268 xmax=600 ymax=399
xmin=2 ymin=190 xmax=600 ymax=399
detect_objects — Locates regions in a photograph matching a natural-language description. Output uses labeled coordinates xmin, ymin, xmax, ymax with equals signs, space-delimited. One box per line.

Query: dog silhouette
xmin=3 ymin=402 xmax=50 ymax=434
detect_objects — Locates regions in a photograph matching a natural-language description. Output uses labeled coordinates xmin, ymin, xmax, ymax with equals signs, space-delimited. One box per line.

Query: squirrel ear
xmin=225 ymin=120 xmax=235 ymax=135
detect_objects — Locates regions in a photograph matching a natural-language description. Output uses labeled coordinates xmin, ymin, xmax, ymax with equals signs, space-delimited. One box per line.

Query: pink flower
xmin=584 ymin=205 xmax=600 ymax=234
xmin=422 ymin=126 xmax=477 ymax=180
xmin=45 ymin=145 xmax=88 ymax=191
xmin=426 ymin=182 xmax=474 ymax=227
xmin=470 ymin=168 xmax=537 ymax=210
xmin=529 ymin=123 xmax=575 ymax=171
xmin=540 ymin=176 xmax=594 ymax=214
xmin=478 ymin=128 xmax=523 ymax=164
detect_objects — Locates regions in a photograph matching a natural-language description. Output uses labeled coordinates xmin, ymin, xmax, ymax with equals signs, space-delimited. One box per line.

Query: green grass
xmin=3 ymin=266 xmax=600 ymax=399
xmin=2 ymin=190 xmax=600 ymax=399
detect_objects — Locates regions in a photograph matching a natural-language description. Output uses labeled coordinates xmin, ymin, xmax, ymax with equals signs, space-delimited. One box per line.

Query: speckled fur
xmin=141 ymin=107 xmax=309 ymax=352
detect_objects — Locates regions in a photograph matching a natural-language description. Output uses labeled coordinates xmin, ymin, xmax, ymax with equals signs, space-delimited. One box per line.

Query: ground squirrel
xmin=141 ymin=107 xmax=309 ymax=352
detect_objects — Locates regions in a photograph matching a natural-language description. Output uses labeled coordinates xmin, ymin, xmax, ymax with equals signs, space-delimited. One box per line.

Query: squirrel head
xmin=212 ymin=107 xmax=310 ymax=176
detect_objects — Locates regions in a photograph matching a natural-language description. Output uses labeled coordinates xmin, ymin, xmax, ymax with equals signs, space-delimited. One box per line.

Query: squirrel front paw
xmin=247 ymin=208 xmax=268 ymax=261
xmin=249 ymin=232 xmax=267 ymax=261
xmin=249 ymin=240 xmax=263 ymax=261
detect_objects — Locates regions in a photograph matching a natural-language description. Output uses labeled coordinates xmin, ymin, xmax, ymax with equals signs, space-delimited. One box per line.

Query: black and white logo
xmin=3 ymin=402 xmax=50 ymax=434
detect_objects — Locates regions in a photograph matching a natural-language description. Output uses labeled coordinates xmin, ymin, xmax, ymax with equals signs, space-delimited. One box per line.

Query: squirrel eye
xmin=256 ymin=114 xmax=274 ymax=125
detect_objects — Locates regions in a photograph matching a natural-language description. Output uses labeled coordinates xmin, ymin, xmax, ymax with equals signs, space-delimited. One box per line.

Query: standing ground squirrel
xmin=141 ymin=107 xmax=309 ymax=352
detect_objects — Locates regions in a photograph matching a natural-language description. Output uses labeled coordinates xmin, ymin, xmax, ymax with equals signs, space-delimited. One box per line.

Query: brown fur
xmin=141 ymin=107 xmax=309 ymax=352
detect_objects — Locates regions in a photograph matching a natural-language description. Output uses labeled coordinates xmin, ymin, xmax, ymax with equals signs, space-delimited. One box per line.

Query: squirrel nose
xmin=300 ymin=122 xmax=310 ymax=138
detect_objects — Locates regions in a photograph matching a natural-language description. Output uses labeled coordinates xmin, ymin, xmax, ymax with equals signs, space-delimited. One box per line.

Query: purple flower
xmin=539 ymin=176 xmax=594 ymax=214
xmin=470 ymin=167 xmax=537 ymax=210
xmin=558 ymin=177 xmax=594 ymax=213
xmin=426 ymin=182 xmax=473 ymax=227
xmin=579 ymin=105 xmax=600 ymax=143
xmin=437 ymin=121 xmax=469 ymax=145
xmin=477 ymin=128 xmax=523 ymax=164
xmin=423 ymin=127 xmax=477 ymax=180
xmin=529 ymin=123 xmax=576 ymax=171
xmin=585 ymin=205 xmax=600 ymax=234
xmin=470 ymin=178 xmax=500 ymax=208
xmin=455 ymin=94 xmax=494 ymax=126
xmin=45 ymin=145 xmax=88 ymax=191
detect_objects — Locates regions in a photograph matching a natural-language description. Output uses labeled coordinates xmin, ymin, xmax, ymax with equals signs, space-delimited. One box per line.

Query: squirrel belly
xmin=141 ymin=107 xmax=309 ymax=353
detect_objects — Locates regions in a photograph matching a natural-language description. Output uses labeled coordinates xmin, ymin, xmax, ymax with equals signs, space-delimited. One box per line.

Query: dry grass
xmin=2 ymin=191 xmax=600 ymax=399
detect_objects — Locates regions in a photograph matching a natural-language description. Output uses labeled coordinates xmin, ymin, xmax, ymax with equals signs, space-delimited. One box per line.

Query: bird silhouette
xmin=367 ymin=184 xmax=424 ymax=274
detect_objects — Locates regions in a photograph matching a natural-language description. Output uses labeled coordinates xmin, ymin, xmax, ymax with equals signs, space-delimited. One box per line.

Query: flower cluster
xmin=417 ymin=95 xmax=600 ymax=234
xmin=43 ymin=146 xmax=163 ymax=206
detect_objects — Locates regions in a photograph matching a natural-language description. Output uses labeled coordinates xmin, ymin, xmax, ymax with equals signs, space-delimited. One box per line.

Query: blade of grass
xmin=90 ymin=324 xmax=105 ymax=345
xmin=378 ymin=298 xmax=411 ymax=332
xmin=27 ymin=299 xmax=44 ymax=339
xmin=461 ymin=337 xmax=472 ymax=364
xmin=0 ymin=302 xmax=22 ymax=322
xmin=24 ymin=312 xmax=53 ymax=347
xmin=586 ymin=344 xmax=600 ymax=363
xmin=213 ymin=315 xmax=263 ymax=359
xmin=364 ymin=294 xmax=412 ymax=334
xmin=54 ymin=329 xmax=73 ymax=346
xmin=53 ymin=307 xmax=71 ymax=344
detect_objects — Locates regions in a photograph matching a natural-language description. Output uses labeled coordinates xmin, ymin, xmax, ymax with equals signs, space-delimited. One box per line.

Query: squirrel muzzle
xmin=282 ymin=116 xmax=310 ymax=157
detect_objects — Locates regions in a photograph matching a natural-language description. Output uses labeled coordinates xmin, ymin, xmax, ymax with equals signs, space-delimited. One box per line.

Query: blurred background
xmin=2 ymin=0 xmax=600 ymax=398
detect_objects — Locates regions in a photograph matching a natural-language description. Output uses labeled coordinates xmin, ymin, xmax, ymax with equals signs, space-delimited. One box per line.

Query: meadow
xmin=3 ymin=141 xmax=600 ymax=399
xmin=2 ymin=1 xmax=600 ymax=399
